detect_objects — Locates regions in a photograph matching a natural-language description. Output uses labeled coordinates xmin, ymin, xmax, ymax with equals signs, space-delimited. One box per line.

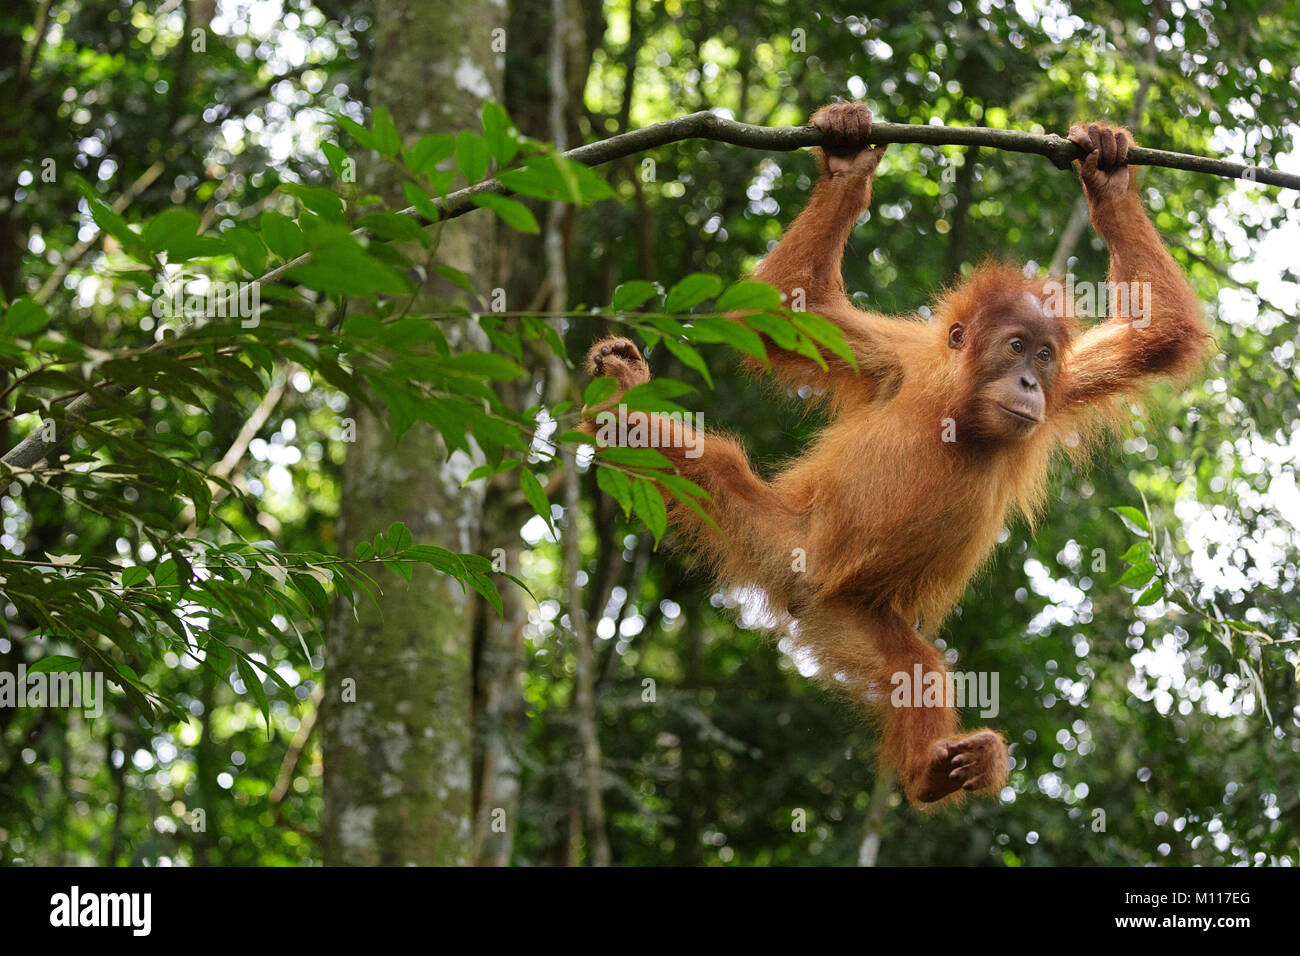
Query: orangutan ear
xmin=947 ymin=322 xmax=966 ymax=351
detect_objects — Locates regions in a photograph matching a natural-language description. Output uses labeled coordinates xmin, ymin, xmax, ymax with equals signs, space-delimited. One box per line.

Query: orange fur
xmin=584 ymin=114 xmax=1213 ymax=807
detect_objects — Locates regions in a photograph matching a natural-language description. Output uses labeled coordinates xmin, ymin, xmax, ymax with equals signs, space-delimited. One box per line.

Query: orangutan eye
xmin=1037 ymin=347 xmax=1052 ymax=362
xmin=1010 ymin=339 xmax=1024 ymax=354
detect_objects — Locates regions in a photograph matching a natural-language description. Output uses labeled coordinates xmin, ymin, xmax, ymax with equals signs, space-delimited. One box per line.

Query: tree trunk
xmin=321 ymin=0 xmax=502 ymax=866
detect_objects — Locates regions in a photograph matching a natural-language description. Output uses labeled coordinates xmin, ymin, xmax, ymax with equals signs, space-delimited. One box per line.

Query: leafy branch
xmin=1110 ymin=496 xmax=1294 ymax=722
xmin=7 ymin=102 xmax=1294 ymax=468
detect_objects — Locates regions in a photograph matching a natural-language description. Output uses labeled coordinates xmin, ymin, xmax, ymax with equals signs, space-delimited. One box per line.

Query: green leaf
xmin=1119 ymin=541 xmax=1151 ymax=564
xmin=470 ymin=194 xmax=539 ymax=233
xmin=525 ymin=315 xmax=567 ymax=359
xmin=1135 ymin=580 xmax=1164 ymax=605
xmin=596 ymin=467 xmax=634 ymax=516
xmin=402 ymin=181 xmax=442 ymax=222
xmin=386 ymin=521 xmax=414 ymax=552
xmin=497 ymin=155 xmax=615 ymax=204
xmin=1115 ymin=560 xmax=1157 ymax=589
xmin=404 ymin=545 xmax=459 ymax=573
xmin=791 ymin=311 xmax=857 ymax=369
xmin=120 ymin=565 xmax=151 ymax=588
xmin=791 ymin=331 xmax=829 ymax=370
xmin=665 ymin=273 xmax=724 ymax=312
xmin=482 ymin=102 xmax=519 ymax=165
xmin=290 ymin=571 xmax=330 ymax=617
xmin=434 ymin=264 xmax=477 ymax=297
xmin=1111 ymin=506 xmax=1151 ymax=537
xmin=441 ymin=352 xmax=525 ymax=380
xmin=3 ymin=298 xmax=50 ymax=337
xmin=356 ymin=211 xmax=430 ymax=247
xmin=631 ymin=478 xmax=668 ymax=545
xmin=656 ymin=475 xmax=718 ymax=533
xmin=746 ymin=311 xmax=801 ymax=349
xmin=481 ymin=316 xmax=523 ymax=359
xmin=466 ymin=573 xmax=504 ymax=618
xmin=620 ymin=378 xmax=695 ymax=413
xmin=661 ymin=336 xmax=712 ymax=388
xmin=370 ymin=105 xmax=403 ymax=158
xmin=288 ymin=240 xmax=410 ymax=296
xmin=462 ymin=459 xmax=520 ymax=485
xmin=185 ymin=471 xmax=213 ymax=526
xmin=338 ymin=114 xmax=379 ymax=152
xmin=144 ymin=208 xmax=201 ymax=255
xmin=407 ymin=134 xmax=455 ymax=176
xmin=553 ymin=430 xmax=597 ymax=446
xmin=456 ymin=131 xmax=490 ymax=184
xmin=222 ymin=226 xmax=268 ymax=274
xmin=154 ymin=559 xmax=179 ymax=589
xmin=687 ymin=316 xmax=768 ymax=363
xmin=204 ymin=639 xmax=232 ymax=679
xmin=583 ymin=377 xmax=620 ymax=408
xmin=716 ymin=280 xmax=783 ymax=312
xmin=497 ymin=162 xmax=573 ymax=201
xmin=653 ymin=471 xmax=711 ymax=503
xmin=366 ymin=241 xmax=414 ymax=270
xmin=425 ymin=169 xmax=457 ymax=198
xmin=520 ymin=469 xmax=553 ymax=533
xmin=236 ymin=656 xmax=271 ymax=732
xmin=611 ymin=280 xmax=660 ymax=311
xmin=283 ymin=184 xmax=345 ymax=221
xmin=562 ymin=157 xmax=616 ymax=202
xmin=296 ymin=214 xmax=349 ymax=248
xmin=259 ymin=211 xmax=307 ymax=260
xmin=87 ymin=198 xmax=152 ymax=261
xmin=598 ymin=446 xmax=671 ymax=469
xmin=321 ymin=141 xmax=351 ymax=177
xmin=641 ymin=316 xmax=685 ymax=339
xmin=27 ymin=655 xmax=81 ymax=675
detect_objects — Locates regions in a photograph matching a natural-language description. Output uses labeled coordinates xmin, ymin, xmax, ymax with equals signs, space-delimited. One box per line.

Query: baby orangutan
xmin=585 ymin=102 xmax=1211 ymax=805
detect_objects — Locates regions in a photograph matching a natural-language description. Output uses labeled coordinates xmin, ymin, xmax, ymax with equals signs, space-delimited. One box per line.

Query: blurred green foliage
xmin=1 ymin=0 xmax=1297 ymax=866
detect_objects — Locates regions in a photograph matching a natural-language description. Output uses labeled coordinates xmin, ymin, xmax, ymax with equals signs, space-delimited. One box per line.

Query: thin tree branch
xmin=178 ymin=365 xmax=295 ymax=534
xmin=857 ymin=768 xmax=895 ymax=867
xmin=18 ymin=0 xmax=54 ymax=85
xmin=5 ymin=109 xmax=1294 ymax=470
xmin=269 ymin=682 xmax=324 ymax=839
xmin=426 ymin=113 xmax=1299 ymax=228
